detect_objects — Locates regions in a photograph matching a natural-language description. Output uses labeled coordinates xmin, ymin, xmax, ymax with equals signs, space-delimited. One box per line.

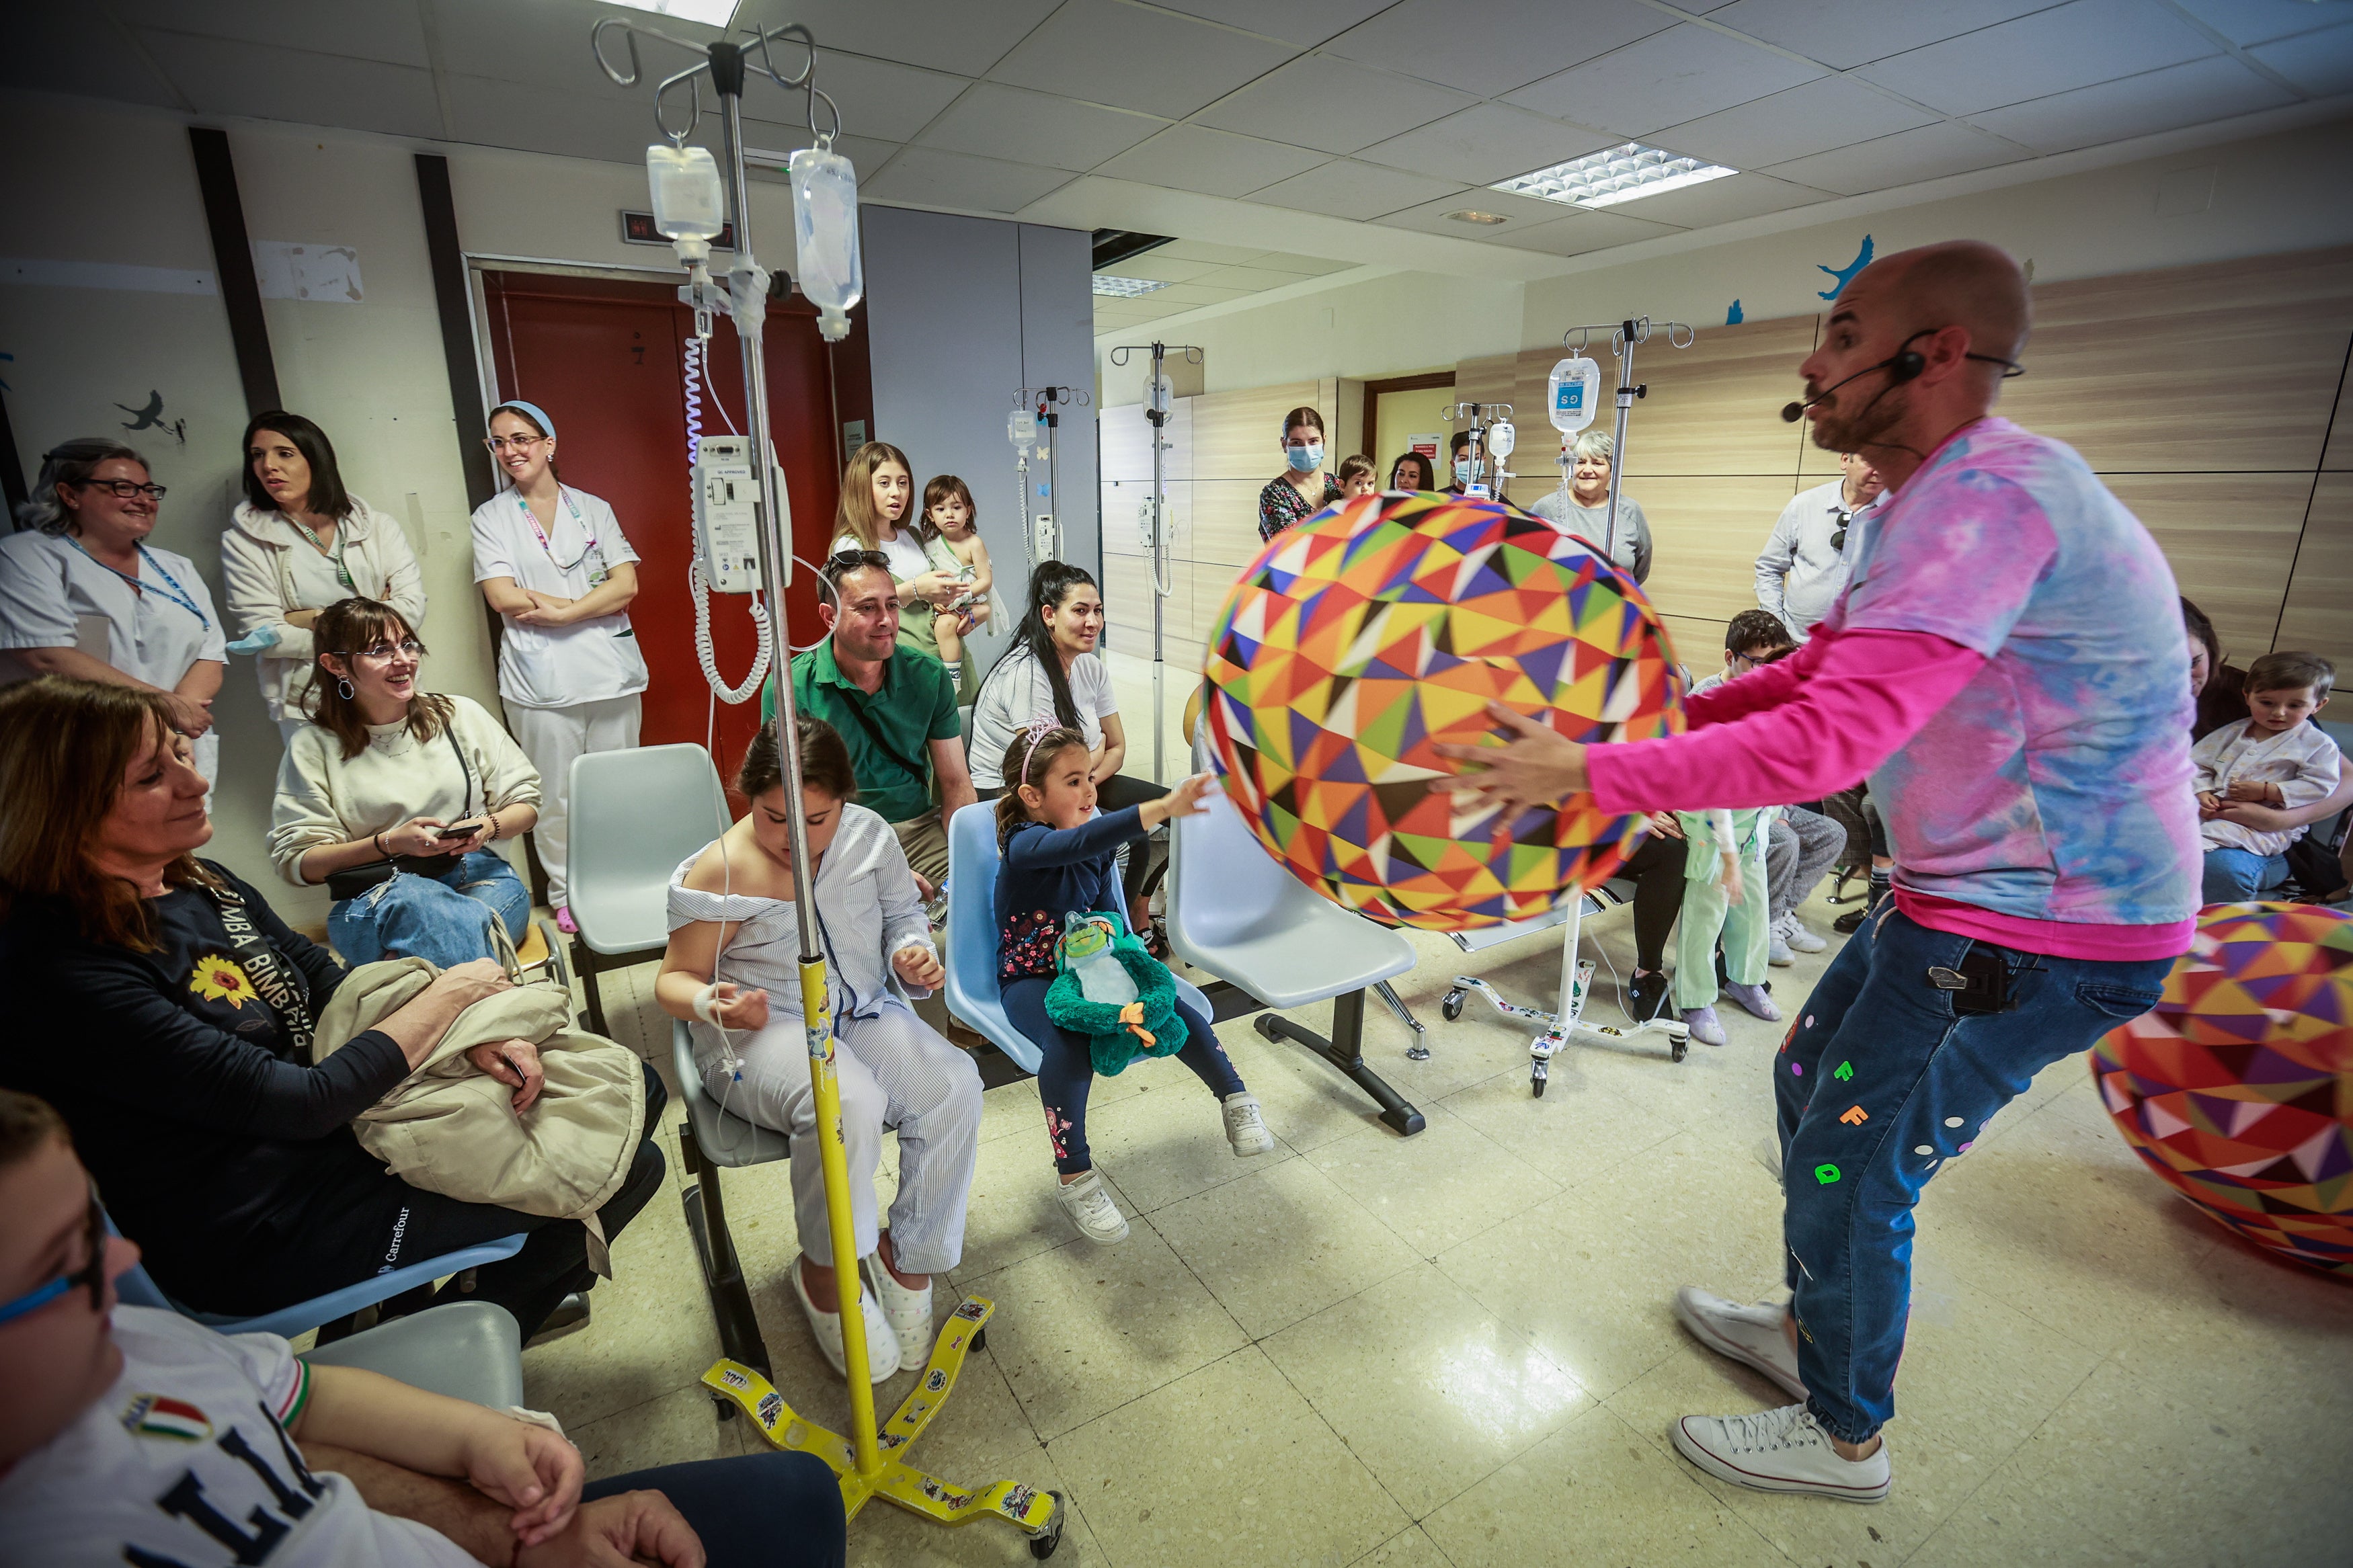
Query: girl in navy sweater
xmin=995 ymin=724 xmax=1274 ymax=1242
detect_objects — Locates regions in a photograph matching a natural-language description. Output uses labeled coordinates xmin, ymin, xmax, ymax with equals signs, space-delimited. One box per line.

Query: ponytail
xmin=995 ymin=722 xmax=1087 ymax=854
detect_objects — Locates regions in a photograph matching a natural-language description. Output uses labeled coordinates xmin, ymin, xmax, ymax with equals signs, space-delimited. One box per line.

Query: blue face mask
xmin=1285 ymin=442 xmax=1324 ymax=473
xmin=1453 ymin=458 xmax=1473 ymax=484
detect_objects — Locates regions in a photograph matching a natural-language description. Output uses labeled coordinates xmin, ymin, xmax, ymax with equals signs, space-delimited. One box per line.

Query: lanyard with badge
xmin=289 ymin=515 xmax=356 ymax=593
xmin=516 ymin=487 xmax=610 ymax=587
xmin=67 ymin=538 xmax=211 ymax=630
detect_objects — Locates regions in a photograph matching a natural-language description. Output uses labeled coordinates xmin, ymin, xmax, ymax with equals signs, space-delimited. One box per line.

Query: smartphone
xmin=434 ymin=819 xmax=489 ymax=841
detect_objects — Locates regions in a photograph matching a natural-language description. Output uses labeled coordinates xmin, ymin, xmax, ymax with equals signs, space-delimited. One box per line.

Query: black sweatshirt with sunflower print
xmin=0 ymin=861 xmax=405 ymax=1310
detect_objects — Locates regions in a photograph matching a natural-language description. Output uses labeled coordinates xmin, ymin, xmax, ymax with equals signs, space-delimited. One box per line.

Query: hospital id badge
xmin=587 ymin=565 xmax=610 ymax=588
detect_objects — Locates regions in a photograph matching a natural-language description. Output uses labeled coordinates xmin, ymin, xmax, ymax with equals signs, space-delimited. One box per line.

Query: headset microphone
xmin=1782 ymin=331 xmax=2023 ymax=421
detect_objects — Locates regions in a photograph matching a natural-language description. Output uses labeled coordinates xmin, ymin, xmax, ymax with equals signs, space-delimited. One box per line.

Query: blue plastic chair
xmin=943 ymin=804 xmax=1215 ymax=1073
xmin=112 ymin=1219 xmax=526 ymax=1341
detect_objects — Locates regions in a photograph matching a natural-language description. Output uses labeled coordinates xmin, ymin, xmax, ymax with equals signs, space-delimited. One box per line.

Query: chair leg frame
xmin=676 ymin=1122 xmax=774 ymax=1381
xmin=1202 ymin=983 xmax=1426 ymax=1137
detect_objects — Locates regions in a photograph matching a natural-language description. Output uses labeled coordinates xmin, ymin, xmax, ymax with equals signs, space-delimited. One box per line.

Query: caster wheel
xmin=1441 ymin=991 xmax=1465 ymax=1022
xmin=971 ymin=1326 xmax=988 ymax=1354
xmin=1671 ymin=1038 xmax=1688 ymax=1063
xmin=712 ymin=1397 xmax=737 ymax=1421
xmin=1028 ymin=1491 xmax=1068 ymax=1559
xmin=1531 ymin=1073 xmax=1546 ymax=1098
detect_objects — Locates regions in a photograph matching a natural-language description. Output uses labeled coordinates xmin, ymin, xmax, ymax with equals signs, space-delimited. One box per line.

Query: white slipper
xmin=791 ymin=1256 xmax=901 ymax=1384
xmin=861 ymin=1251 xmax=934 ymax=1374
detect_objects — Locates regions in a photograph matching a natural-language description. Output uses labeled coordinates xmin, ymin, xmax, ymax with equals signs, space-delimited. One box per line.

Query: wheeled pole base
xmin=1256 ymin=991 xmax=1427 ymax=1135
xmin=1440 ymin=971 xmax=1691 ymax=1096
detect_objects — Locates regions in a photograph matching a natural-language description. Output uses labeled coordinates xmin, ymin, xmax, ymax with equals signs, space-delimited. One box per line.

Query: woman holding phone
xmin=269 ymin=597 xmax=543 ymax=967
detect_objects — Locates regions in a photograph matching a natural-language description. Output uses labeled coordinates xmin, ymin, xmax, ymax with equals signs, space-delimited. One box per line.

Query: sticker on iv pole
xmin=1839 ymin=1104 xmax=1868 ymax=1125
xmin=1813 ymin=1163 xmax=1841 ymax=1185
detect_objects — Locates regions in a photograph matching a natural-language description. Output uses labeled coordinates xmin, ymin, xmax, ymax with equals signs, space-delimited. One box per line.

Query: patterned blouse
xmin=1257 ymin=474 xmax=1343 ymax=542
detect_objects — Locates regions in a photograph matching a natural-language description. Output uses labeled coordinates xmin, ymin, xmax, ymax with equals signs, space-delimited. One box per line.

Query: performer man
xmin=1437 ymin=241 xmax=2198 ymax=1503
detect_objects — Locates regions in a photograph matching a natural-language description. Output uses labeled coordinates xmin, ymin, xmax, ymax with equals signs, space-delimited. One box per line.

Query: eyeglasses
xmin=75 ymin=479 xmax=167 ymax=500
xmin=0 ymin=1184 xmax=108 ymax=1327
xmin=483 ymin=435 xmax=546 ymax=454
xmin=344 ymin=639 xmax=424 ymax=663
xmin=826 ymin=549 xmax=892 ymax=573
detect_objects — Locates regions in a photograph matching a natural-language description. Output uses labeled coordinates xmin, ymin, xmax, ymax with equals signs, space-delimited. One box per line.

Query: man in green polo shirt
xmin=783 ymin=552 xmax=976 ymax=891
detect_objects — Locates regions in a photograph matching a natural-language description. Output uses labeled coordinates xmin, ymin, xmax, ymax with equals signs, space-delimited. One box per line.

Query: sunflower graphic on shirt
xmin=188 ymin=954 xmax=260 ymax=1008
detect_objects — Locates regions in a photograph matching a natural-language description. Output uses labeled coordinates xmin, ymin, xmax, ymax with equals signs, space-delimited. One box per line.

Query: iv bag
xmin=1008 ymin=406 xmax=1037 ymax=454
xmin=789 ymin=145 xmax=863 ymax=343
xmin=1486 ymin=419 xmax=1515 ymax=459
xmin=647 ymin=145 xmax=726 ymax=262
xmin=1548 ymin=356 xmax=1600 ymax=434
xmin=1146 ymin=372 xmax=1173 ymax=418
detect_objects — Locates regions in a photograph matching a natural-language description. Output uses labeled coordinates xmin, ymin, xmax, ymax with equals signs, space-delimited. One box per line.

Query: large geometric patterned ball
xmin=1201 ymin=491 xmax=1685 ymax=931
xmin=2090 ymin=903 xmax=2353 ymax=1276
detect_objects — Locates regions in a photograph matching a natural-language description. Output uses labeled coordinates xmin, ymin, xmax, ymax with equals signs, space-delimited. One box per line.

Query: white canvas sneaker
xmin=791 ymin=1257 xmax=901 ymax=1384
xmin=1670 ymin=1402 xmax=1891 ymax=1502
xmin=1767 ymin=919 xmax=1796 ymax=966
xmin=1055 ymin=1168 xmax=1129 ymax=1243
xmin=1780 ymin=913 xmax=1828 ymax=954
xmin=1222 ymin=1093 xmax=1275 ymax=1157
xmin=861 ymin=1251 xmax=934 ymax=1374
xmin=1673 ymin=1286 xmax=1805 ymax=1399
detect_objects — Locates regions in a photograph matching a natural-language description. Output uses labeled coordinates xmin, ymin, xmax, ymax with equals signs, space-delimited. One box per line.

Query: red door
xmin=479 ymin=270 xmax=869 ymax=780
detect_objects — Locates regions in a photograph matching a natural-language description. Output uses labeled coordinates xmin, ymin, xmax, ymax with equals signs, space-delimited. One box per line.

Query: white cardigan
xmin=221 ymin=495 xmax=427 ymax=721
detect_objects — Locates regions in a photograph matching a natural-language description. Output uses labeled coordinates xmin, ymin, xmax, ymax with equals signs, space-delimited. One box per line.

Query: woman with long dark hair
xmin=221 ymin=411 xmax=426 ymax=743
xmin=1388 ymin=450 xmax=1440 ymax=491
xmin=969 ymin=562 xmax=1163 ymax=934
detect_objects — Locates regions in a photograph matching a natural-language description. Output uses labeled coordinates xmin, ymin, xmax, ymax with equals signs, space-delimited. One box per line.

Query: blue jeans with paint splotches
xmin=1774 ymin=909 xmax=2173 ymax=1443
xmin=329 ymin=851 xmax=530 ymax=969
xmin=2200 ymin=846 xmax=2288 ymax=905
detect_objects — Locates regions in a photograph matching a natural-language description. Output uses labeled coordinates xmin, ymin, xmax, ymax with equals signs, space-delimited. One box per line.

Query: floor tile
xmin=843 ymin=1444 xmax=1109 ymax=1567
xmin=961 ymin=1223 xmax=1250 ymax=1440
xmin=949 ymin=1124 xmax=1133 ymax=1284
xmin=1074 ymin=1069 xmax=1298 ymax=1215
xmin=570 ymin=1383 xmax=752 ymax=1481
xmin=1420 ymin=1402 xmax=1782 ymax=1567
xmin=1437 ymin=1064 xmax=1683 ymax=1197
xmin=1049 ymin=1345 xmax=1411 ymax=1568
xmin=1302 ymin=1100 xmax=1560 ymax=1258
xmin=1213 ymin=1015 xmax=1417 ymax=1153
xmin=1149 ymin=1156 xmax=1421 ymax=1339
xmin=522 ymin=1189 xmax=721 ymax=1430
xmin=1261 ymin=1263 xmax=1592 ymax=1520
xmin=1349 ymin=1525 xmax=1458 ymax=1567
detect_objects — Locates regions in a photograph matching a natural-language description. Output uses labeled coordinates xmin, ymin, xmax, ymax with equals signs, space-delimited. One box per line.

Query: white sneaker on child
xmin=1055 ymin=1168 xmax=1129 ymax=1243
xmin=1779 ymin=913 xmax=1828 ymax=954
xmin=861 ymin=1251 xmax=934 ymax=1374
xmin=1767 ymin=918 xmax=1796 ymax=967
xmin=1673 ymin=1286 xmax=1805 ymax=1399
xmin=791 ymin=1256 xmax=901 ymax=1384
xmin=1222 ymin=1093 xmax=1275 ymax=1157
xmin=1670 ymin=1403 xmax=1890 ymax=1502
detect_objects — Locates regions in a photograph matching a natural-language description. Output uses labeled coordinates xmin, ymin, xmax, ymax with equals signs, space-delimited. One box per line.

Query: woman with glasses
xmin=1529 ymin=429 xmax=1653 ymax=584
xmin=271 ymin=597 xmax=542 ymax=968
xmin=0 ymin=440 xmax=227 ymax=782
xmin=222 ymin=411 xmax=427 ymax=745
xmin=469 ymin=401 xmax=645 ymax=934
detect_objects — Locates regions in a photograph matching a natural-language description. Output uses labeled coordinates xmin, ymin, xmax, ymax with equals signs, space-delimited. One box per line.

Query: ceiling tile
xmin=442 ymin=70 xmax=653 ymax=164
xmin=2249 ymin=22 xmax=2353 ymax=94
xmin=0 ymin=12 xmax=182 ymax=106
xmin=916 ymin=82 xmax=1164 ymax=171
xmin=1150 ymin=281 xmax=1262 ymax=304
xmin=1594 ymin=170 xmax=1835 ymax=226
xmin=862 ymin=147 xmax=1076 ymax=212
xmin=1763 ymin=120 xmax=2030 ymax=194
xmin=144 ymin=31 xmax=443 ymax=138
xmin=1703 ymin=0 xmax=2067 ymax=71
xmin=1368 ymin=188 xmax=1589 ymax=239
xmin=1092 ymin=123 xmax=1329 ymax=196
xmin=1320 ymin=0 xmax=1677 ymax=95
xmin=426 ymin=0 xmax=704 ymax=93
xmin=1502 ymin=23 xmax=1826 ymax=138
xmin=1650 ymin=76 xmax=1937 ymax=169
xmin=1150 ymin=0 xmax=1396 ymax=48
xmin=1966 ymin=55 xmax=2295 ymax=152
xmin=1185 ymin=265 xmax=1322 ymax=290
xmin=1192 ymin=54 xmax=1479 ymax=156
xmin=117 ymin=0 xmax=430 ymax=65
xmin=1099 ymin=253 xmax=1223 ymax=283
xmin=1253 ymin=253 xmax=1354 ymax=275
xmin=729 ymin=0 xmax=1063 ymax=76
xmin=1854 ymin=0 xmax=2219 ymax=116
xmin=736 ymin=124 xmax=905 ymax=177
xmin=2171 ymin=0 xmax=2350 ymax=48
xmin=1153 ymin=239 xmax=1279 ymax=264
xmin=1356 ymin=104 xmax=1614 ymax=185
xmin=986 ymin=0 xmax=1298 ymax=120
xmin=1242 ymin=159 xmax=1467 ymax=220
xmin=796 ymin=49 xmax=973 ymax=143
xmin=1485 ymin=208 xmax=1686 ymax=256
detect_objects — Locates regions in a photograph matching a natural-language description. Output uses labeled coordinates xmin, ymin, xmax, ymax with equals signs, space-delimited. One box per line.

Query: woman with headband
xmin=469 ymin=401 xmax=646 ymax=933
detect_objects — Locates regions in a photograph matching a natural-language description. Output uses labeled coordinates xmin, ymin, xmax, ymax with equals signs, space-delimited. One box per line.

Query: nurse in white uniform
xmin=469 ymin=400 xmax=646 ymax=932
xmin=0 ymin=440 xmax=227 ymax=781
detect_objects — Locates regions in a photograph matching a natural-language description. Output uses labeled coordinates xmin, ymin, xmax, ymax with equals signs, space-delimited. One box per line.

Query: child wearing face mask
xmin=1257 ymin=407 xmax=1343 ymax=542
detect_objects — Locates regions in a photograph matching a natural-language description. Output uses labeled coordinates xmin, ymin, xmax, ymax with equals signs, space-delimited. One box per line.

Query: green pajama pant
xmin=1675 ymin=833 xmax=1771 ymax=1009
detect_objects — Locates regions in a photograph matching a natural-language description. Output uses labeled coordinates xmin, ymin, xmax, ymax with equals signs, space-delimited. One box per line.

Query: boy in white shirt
xmin=2194 ymin=651 xmax=2340 ymax=903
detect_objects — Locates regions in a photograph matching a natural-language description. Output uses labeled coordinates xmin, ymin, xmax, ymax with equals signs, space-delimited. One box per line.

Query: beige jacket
xmin=314 ymin=958 xmax=645 ymax=1273
xmin=221 ymin=496 xmax=428 ymax=721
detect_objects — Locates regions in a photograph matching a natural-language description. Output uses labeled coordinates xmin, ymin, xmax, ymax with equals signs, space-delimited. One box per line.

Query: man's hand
xmin=466 ymin=1039 xmax=545 ymax=1114
xmin=893 ymin=944 xmax=945 ymax=990
xmin=518 ymin=1491 xmax=705 ymax=1568
xmin=1429 ymin=702 xmax=1590 ymax=817
xmin=1647 ymin=811 xmax=1685 ymax=839
xmin=456 ymin=1416 xmax=583 ymax=1549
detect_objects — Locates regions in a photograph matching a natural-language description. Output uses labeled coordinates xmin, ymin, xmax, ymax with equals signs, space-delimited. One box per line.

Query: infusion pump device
xmin=692 ymin=435 xmax=785 ymax=593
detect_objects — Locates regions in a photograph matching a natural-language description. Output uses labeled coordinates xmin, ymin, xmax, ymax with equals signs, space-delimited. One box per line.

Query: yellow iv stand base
xmin=701 ymin=960 xmax=1065 ymax=1555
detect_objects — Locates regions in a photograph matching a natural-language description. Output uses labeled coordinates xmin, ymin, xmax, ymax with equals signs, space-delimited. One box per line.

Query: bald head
xmin=1858 ymin=239 xmax=2030 ymax=368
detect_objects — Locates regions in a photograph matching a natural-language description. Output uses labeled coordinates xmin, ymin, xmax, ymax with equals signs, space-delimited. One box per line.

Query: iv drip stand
xmin=1016 ymin=384 xmax=1090 ymax=573
xmin=1107 ymin=340 xmax=1201 ymax=780
xmin=594 ymin=14 xmax=1064 ymax=1553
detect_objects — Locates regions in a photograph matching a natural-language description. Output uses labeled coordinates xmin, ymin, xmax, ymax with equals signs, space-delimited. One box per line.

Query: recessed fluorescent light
xmin=601 ymin=0 xmax=740 ymax=28
xmin=1443 ymin=209 xmax=1509 ymax=225
xmin=1092 ymin=275 xmax=1172 ymax=298
xmin=1492 ymin=142 xmax=1737 ymax=210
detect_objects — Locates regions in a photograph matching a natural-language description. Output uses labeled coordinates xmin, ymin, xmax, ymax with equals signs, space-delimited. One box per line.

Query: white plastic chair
xmin=1167 ymin=790 xmax=1426 ymax=1135
xmin=566 ymin=743 xmax=733 ymax=1035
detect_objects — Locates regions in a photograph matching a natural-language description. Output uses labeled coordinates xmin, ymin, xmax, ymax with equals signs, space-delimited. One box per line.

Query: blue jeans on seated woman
xmin=329 ymin=850 xmax=530 ymax=968
xmin=2200 ymin=845 xmax=2288 ymax=905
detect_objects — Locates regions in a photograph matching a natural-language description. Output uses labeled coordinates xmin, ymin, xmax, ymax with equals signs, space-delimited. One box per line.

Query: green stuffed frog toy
xmin=1042 ymin=911 xmax=1183 ymax=1075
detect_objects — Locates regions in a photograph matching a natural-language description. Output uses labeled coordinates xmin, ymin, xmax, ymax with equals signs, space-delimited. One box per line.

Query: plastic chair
xmin=567 ymin=744 xmax=733 ymax=1034
xmin=111 ymin=1220 xmax=526 ymax=1342
xmin=670 ymin=1018 xmax=790 ymax=1380
xmin=1166 ymin=790 xmax=1427 ymax=1136
xmin=943 ymin=804 xmax=1216 ymax=1073
xmin=302 ymin=1301 xmax=525 ymax=1408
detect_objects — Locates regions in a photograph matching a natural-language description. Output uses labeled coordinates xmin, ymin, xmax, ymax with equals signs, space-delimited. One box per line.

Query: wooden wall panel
xmin=1191 ymin=479 xmax=1270 ymax=569
xmin=1099 ymin=403 xmax=1152 ymax=482
xmin=1657 ymin=613 xmax=1724 ymax=675
xmin=1630 ymin=475 xmax=1805 ymax=626
xmin=2327 ymin=384 xmax=2351 ymax=472
xmin=1453 ymin=352 xmax=1515 ymax=416
xmin=1603 ymin=317 xmax=1819 ymax=479
xmin=1193 ymin=378 xmax=1320 ymax=479
xmin=2098 ymin=472 xmax=2310 ymax=658
xmin=2276 ymin=473 xmax=2353 ymax=669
